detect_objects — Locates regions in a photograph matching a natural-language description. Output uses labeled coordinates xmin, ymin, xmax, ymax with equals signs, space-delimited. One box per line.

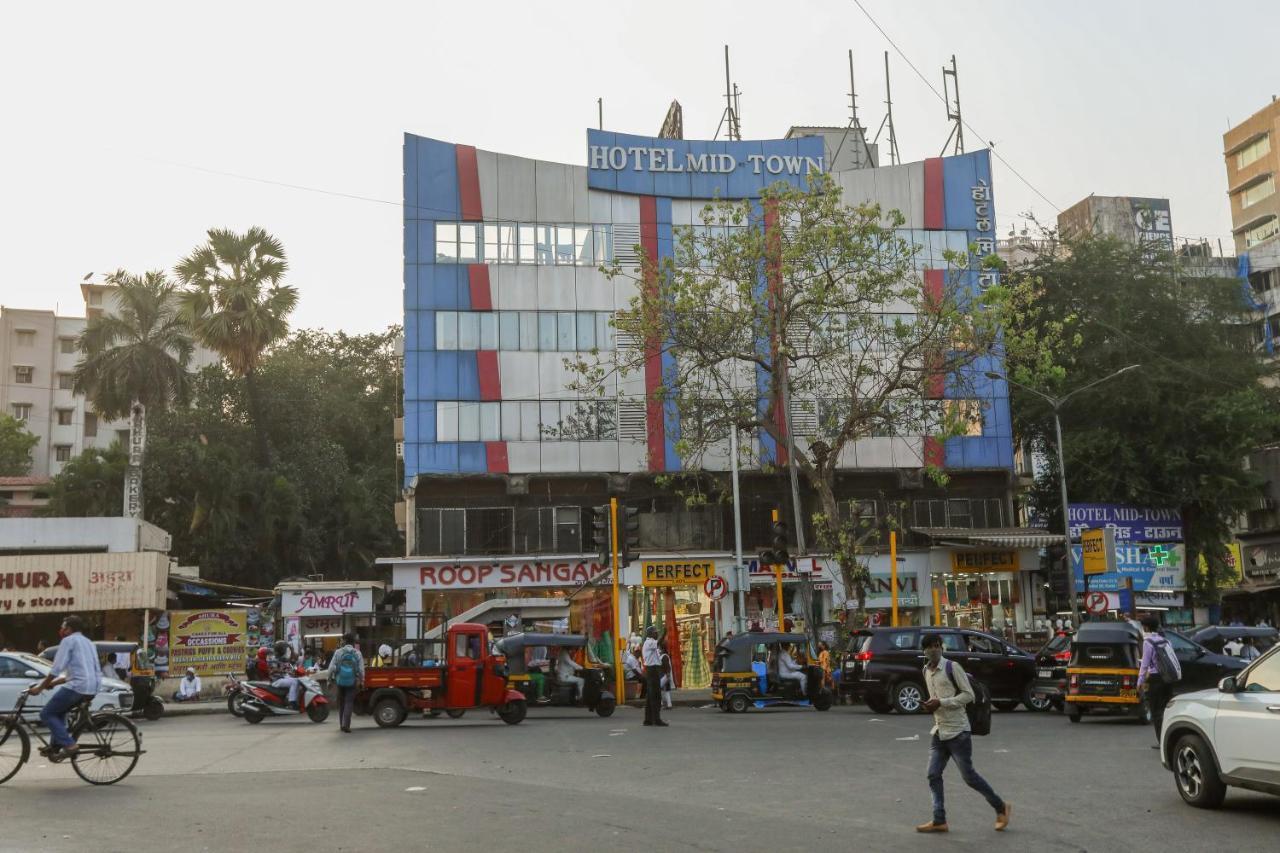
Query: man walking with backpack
xmin=327 ymin=633 xmax=364 ymax=733
xmin=916 ymin=634 xmax=1010 ymax=834
xmin=1136 ymin=614 xmax=1181 ymax=747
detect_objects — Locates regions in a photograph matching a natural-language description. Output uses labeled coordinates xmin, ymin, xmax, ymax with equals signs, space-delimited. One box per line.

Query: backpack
xmin=335 ymin=648 xmax=359 ymax=687
xmin=1150 ymin=636 xmax=1182 ymax=684
xmin=945 ymin=660 xmax=992 ymax=736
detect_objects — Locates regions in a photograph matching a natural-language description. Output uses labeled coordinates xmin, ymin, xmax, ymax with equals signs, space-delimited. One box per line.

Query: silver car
xmin=0 ymin=651 xmax=134 ymax=717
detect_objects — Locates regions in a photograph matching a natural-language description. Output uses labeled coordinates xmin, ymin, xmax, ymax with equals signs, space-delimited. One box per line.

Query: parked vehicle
xmin=1 ymin=650 xmax=133 ymax=718
xmin=356 ymin=622 xmax=527 ymax=728
xmin=493 ymin=632 xmax=616 ymax=717
xmin=1160 ymin=643 xmax=1280 ymax=808
xmin=234 ymin=670 xmax=329 ymax=724
xmin=1030 ymin=633 xmax=1073 ymax=712
xmin=838 ymin=627 xmax=1040 ymax=714
xmin=711 ymin=632 xmax=834 ymax=712
xmin=1189 ymin=626 xmax=1278 ymax=660
xmin=1162 ymin=630 xmax=1249 ymax=692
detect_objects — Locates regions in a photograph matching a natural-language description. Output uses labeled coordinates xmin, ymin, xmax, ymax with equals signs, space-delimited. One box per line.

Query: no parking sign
xmin=703 ymin=575 xmax=728 ymax=601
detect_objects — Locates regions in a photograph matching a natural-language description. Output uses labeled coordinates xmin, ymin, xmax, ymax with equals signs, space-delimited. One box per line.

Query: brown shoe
xmin=995 ymin=803 xmax=1011 ymax=831
xmin=916 ymin=822 xmax=949 ymax=833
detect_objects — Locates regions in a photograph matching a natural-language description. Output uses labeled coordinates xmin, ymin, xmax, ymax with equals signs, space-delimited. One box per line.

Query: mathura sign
xmin=0 ymin=552 xmax=169 ymax=615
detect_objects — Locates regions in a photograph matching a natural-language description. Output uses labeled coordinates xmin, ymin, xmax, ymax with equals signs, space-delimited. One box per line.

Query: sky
xmin=2 ymin=1 xmax=1276 ymax=333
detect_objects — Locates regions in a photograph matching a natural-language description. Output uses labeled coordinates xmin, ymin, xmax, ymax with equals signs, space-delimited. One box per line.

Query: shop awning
xmin=912 ymin=527 xmax=1066 ymax=549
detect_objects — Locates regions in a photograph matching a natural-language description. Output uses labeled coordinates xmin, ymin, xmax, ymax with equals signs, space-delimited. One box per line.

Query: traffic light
xmin=758 ymin=520 xmax=791 ymax=567
xmin=591 ymin=504 xmax=611 ymax=567
xmin=619 ymin=505 xmax=640 ymax=568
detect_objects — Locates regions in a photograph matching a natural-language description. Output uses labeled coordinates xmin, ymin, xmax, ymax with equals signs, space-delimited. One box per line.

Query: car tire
xmin=864 ymin=695 xmax=893 ymax=714
xmin=1067 ymin=706 xmax=1082 ymax=723
xmin=727 ymin=693 xmax=751 ymax=714
xmin=1023 ymin=685 xmax=1052 ymax=712
xmin=891 ymin=680 xmax=926 ymax=714
xmin=1174 ymin=734 xmax=1227 ymax=809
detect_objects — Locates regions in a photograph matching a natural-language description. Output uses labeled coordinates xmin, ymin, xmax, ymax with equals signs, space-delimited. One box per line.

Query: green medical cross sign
xmin=1146 ymin=545 xmax=1173 ymax=567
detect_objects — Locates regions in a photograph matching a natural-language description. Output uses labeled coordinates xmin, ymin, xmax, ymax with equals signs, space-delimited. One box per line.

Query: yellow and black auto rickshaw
xmin=1064 ymin=621 xmax=1151 ymax=725
xmin=711 ymin=631 xmax=834 ymax=713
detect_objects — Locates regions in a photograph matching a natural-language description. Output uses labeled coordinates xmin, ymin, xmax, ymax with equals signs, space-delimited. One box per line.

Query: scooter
xmin=236 ymin=672 xmax=329 ymax=724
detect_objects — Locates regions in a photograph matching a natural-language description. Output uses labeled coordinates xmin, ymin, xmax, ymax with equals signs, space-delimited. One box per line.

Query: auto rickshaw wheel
xmin=372 ymin=697 xmax=407 ymax=728
xmin=498 ymin=700 xmax=527 ymax=725
xmin=445 ymin=709 xmax=466 ymax=719
xmin=595 ymin=697 xmax=616 ymax=718
xmin=727 ymin=693 xmax=750 ymax=714
xmin=143 ymin=698 xmax=164 ymax=721
xmin=812 ymin=689 xmax=834 ymax=711
xmin=1067 ymin=705 xmax=1083 ymax=723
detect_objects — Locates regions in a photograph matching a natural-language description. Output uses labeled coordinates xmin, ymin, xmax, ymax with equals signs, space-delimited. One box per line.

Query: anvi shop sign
xmin=394 ymin=560 xmax=609 ymax=591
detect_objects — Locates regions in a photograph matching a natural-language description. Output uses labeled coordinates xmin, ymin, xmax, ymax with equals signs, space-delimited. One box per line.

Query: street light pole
xmin=987 ymin=364 xmax=1140 ymax=627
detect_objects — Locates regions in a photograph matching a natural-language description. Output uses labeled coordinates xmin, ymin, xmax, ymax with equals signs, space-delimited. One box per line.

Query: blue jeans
xmin=40 ymin=687 xmax=92 ymax=748
xmin=927 ymin=732 xmax=1004 ymax=824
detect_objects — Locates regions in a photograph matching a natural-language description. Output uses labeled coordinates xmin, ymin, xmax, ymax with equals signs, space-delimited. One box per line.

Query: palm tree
xmin=73 ymin=269 xmax=194 ymax=518
xmin=176 ymin=227 xmax=299 ymax=466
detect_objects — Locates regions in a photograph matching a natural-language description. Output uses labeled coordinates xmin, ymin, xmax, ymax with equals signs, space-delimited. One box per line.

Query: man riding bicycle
xmin=28 ymin=615 xmax=100 ymax=757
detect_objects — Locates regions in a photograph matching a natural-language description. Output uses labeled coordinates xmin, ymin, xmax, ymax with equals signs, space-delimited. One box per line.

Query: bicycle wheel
xmin=71 ymin=713 xmax=141 ymax=785
xmin=0 ymin=722 xmax=30 ymax=785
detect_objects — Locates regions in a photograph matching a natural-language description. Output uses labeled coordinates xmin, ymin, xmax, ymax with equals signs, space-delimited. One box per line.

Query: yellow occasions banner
xmin=168 ymin=610 xmax=249 ymax=676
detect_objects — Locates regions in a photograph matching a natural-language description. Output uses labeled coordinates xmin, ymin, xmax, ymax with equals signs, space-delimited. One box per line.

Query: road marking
xmin=405 ymin=786 xmax=426 ymax=792
xmin=895 ymin=735 xmax=919 ymax=741
xmin=592 ymin=754 xmax=612 ymax=758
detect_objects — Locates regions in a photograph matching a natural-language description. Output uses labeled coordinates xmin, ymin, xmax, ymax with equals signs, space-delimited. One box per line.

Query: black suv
xmin=839 ymin=627 xmax=1040 ymax=714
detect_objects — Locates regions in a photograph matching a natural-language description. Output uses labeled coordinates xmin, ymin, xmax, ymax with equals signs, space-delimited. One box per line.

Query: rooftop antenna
xmin=940 ymin=54 xmax=964 ymax=156
xmin=714 ymin=45 xmax=742 ymax=141
xmin=871 ymin=51 xmax=900 ymax=166
xmin=832 ymin=48 xmax=872 ymax=170
xmin=597 ymin=97 xmax=603 ymax=130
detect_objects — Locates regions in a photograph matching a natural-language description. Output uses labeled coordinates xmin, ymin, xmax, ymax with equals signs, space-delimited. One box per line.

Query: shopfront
xmin=0 ymin=551 xmax=170 ymax=653
xmin=277 ymin=581 xmax=385 ymax=660
xmin=631 ymin=559 xmax=719 ymax=690
xmin=1227 ymin=540 xmax=1280 ymax=626
xmin=927 ymin=547 xmax=1048 ymax=640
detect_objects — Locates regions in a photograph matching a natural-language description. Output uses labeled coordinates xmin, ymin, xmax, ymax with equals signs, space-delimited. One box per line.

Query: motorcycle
xmin=233 ymin=671 xmax=329 ymax=724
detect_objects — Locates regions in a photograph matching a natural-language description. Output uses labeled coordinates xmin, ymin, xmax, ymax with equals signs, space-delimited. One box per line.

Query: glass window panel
xmin=498 ymin=223 xmax=518 ymax=263
xmin=555 ymin=225 xmax=576 ymax=265
xmin=560 ymin=401 xmax=583 ymax=438
xmin=557 ymin=312 xmax=575 ymax=350
xmin=457 ymin=223 xmax=478 ymax=263
xmin=541 ymin=402 xmax=561 ymax=438
xmin=596 ymin=313 xmax=614 ymax=350
xmin=440 ymin=508 xmax=465 ymax=554
xmin=457 ymin=312 xmax=480 ymax=350
xmin=435 ymin=222 xmax=458 ymax=262
xmin=520 ymin=402 xmax=540 ymax=440
xmin=479 ymin=313 xmax=498 ymax=350
xmin=482 ymin=223 xmax=499 ymax=262
xmin=538 ymin=313 xmax=557 ymax=350
xmin=519 ymin=224 xmax=537 ymax=263
xmin=436 ymin=402 xmax=459 ymax=442
xmin=520 ymin=312 xmax=538 ymax=351
xmin=594 ymin=225 xmax=612 ymax=263
xmin=458 ymin=402 xmax=480 ymax=441
xmin=575 ymin=225 xmax=594 ymax=265
xmin=577 ymin=313 xmax=596 ymax=350
xmin=436 ymin=312 xmax=458 ymax=350
xmin=501 ymin=402 xmax=522 ymax=440
xmin=499 ymin=312 xmax=519 ymax=350
xmin=479 ymin=402 xmax=500 ymax=441
xmin=536 ymin=225 xmax=554 ymax=264
xmin=597 ymin=400 xmax=617 ymax=439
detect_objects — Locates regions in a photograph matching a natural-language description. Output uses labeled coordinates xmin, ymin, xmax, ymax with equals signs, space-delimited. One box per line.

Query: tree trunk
xmin=244 ymin=366 xmax=273 ymax=467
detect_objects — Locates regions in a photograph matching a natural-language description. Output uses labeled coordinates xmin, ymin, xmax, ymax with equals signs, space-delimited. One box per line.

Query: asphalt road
xmin=2 ymin=703 xmax=1276 ymax=853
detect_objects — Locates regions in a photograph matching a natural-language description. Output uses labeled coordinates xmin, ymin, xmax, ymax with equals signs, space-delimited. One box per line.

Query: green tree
xmin=72 ymin=269 xmax=194 ymax=419
xmin=571 ymin=176 xmax=997 ymax=618
xmin=0 ymin=415 xmax=39 ymax=476
xmin=176 ymin=227 xmax=299 ymax=466
xmin=40 ymin=445 xmax=127 ymax=516
xmin=996 ymin=234 xmax=1280 ymax=605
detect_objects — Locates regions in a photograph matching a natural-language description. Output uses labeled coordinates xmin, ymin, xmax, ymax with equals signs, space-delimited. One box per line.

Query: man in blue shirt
xmin=29 ymin=615 xmax=101 ymax=756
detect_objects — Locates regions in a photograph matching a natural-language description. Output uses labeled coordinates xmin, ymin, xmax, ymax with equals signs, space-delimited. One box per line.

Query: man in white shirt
xmin=641 ymin=626 xmax=667 ymax=726
xmin=30 ymin=615 xmax=101 ymax=756
xmin=778 ymin=646 xmax=807 ymax=695
xmin=555 ymin=649 xmax=585 ymax=701
xmin=174 ymin=667 xmax=202 ymax=702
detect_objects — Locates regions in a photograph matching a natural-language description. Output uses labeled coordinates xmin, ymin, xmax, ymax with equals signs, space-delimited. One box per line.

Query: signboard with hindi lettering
xmin=168 ymin=609 xmax=248 ymax=676
xmin=1066 ymin=504 xmax=1183 ymax=543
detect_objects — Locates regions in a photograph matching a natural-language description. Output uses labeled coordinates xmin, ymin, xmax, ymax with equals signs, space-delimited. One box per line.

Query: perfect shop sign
xmin=397 ymin=560 xmax=611 ymax=590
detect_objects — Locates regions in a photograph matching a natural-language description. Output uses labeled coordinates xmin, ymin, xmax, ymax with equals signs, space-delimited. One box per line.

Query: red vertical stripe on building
xmin=923 ymin=157 xmax=944 ymax=230
xmin=639 ymin=196 xmax=665 ymax=471
xmin=923 ymin=436 xmax=945 ymax=468
xmin=456 ymin=145 xmax=483 ymax=221
xmin=764 ymin=201 xmax=788 ymax=465
xmin=477 ymin=351 xmax=501 ymax=401
xmin=485 ymin=442 xmax=509 ymax=473
xmin=467 ymin=265 xmax=492 ymax=310
xmin=923 ymin=268 xmax=946 ymax=399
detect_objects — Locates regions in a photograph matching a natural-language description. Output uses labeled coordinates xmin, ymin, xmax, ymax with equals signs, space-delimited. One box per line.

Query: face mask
xmin=925 ymin=647 xmax=943 ymax=665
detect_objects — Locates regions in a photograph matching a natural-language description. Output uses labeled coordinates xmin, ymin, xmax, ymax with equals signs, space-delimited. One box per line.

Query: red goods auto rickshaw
xmin=357 ymin=622 xmax=528 ymax=727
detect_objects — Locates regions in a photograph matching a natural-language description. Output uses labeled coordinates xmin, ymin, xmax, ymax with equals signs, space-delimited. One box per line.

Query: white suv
xmin=1160 ymin=643 xmax=1280 ymax=808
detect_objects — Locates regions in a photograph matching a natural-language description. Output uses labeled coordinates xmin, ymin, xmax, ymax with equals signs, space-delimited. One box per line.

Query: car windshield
xmin=10 ymin=653 xmax=49 ymax=672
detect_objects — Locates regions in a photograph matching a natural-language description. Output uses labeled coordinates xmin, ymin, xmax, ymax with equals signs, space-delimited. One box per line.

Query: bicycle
xmin=0 ymin=684 xmax=144 ymax=785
